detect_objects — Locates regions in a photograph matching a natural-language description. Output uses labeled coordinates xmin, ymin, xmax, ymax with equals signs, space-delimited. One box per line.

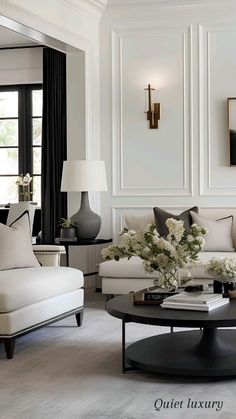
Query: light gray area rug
xmin=0 ymin=292 xmax=236 ymax=419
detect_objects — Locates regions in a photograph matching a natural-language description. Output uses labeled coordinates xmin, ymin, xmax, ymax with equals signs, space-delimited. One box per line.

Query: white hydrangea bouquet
xmin=102 ymin=218 xmax=207 ymax=290
xmin=206 ymin=258 xmax=236 ymax=283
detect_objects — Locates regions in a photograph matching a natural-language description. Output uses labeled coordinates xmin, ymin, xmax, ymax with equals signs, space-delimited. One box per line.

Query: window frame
xmin=0 ymin=84 xmax=42 ymax=203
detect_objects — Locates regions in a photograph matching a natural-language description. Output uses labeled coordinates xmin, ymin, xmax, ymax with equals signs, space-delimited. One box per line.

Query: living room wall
xmin=100 ymin=0 xmax=236 ymax=240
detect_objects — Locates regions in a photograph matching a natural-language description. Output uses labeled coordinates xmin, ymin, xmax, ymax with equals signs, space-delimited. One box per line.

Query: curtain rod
xmin=0 ymin=45 xmax=44 ymax=51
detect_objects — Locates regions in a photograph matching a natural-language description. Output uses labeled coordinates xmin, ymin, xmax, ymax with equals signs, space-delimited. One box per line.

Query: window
xmin=0 ymin=85 xmax=42 ymax=206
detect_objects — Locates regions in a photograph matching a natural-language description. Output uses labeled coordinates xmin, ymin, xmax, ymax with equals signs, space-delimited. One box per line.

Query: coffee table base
xmin=126 ymin=329 xmax=236 ymax=377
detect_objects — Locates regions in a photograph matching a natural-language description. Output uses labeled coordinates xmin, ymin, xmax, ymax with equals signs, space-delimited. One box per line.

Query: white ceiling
xmin=0 ymin=26 xmax=38 ymax=48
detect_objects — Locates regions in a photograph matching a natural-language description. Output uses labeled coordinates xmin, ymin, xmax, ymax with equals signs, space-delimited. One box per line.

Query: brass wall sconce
xmin=144 ymin=84 xmax=160 ymax=129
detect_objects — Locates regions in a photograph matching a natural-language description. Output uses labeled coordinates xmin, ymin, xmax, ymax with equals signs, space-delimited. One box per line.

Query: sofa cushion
xmin=199 ymin=208 xmax=236 ymax=248
xmin=191 ymin=212 xmax=234 ymax=252
xmin=123 ymin=208 xmax=236 ymax=247
xmin=0 ymin=267 xmax=84 ymax=313
xmin=99 ymin=256 xmax=157 ymax=279
xmin=99 ymin=252 xmax=236 ymax=280
xmin=153 ymin=206 xmax=198 ymax=237
xmin=124 ymin=213 xmax=154 ymax=231
xmin=0 ymin=211 xmax=40 ymax=270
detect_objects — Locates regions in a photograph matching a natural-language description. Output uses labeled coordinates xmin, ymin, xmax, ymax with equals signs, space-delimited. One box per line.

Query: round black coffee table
xmin=106 ymin=295 xmax=236 ymax=377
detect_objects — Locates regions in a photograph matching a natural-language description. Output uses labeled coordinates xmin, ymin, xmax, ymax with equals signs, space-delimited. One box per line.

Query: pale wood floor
xmin=0 ymin=291 xmax=235 ymax=419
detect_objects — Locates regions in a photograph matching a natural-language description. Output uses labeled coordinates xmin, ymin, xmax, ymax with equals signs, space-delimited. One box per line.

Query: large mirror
xmin=228 ymin=97 xmax=236 ymax=165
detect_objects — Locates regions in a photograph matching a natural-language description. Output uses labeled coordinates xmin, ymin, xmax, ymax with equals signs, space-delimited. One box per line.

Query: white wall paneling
xmin=100 ymin=2 xmax=236 ymax=240
xmin=112 ymin=27 xmax=193 ymax=197
xmin=199 ymin=23 xmax=236 ymax=196
xmin=3 ymin=1 xmax=236 ymax=240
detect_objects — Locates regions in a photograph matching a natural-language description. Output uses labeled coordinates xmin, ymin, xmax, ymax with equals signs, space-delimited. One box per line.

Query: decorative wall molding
xmin=198 ymin=24 xmax=236 ymax=196
xmin=107 ymin=0 xmax=236 ymax=6
xmin=111 ymin=27 xmax=193 ymax=197
xmin=57 ymin=0 xmax=106 ymax=18
xmin=0 ymin=1 xmax=92 ymax=50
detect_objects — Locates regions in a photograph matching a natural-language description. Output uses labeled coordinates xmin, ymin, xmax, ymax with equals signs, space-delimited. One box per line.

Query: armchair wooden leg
xmin=75 ymin=309 xmax=84 ymax=327
xmin=3 ymin=338 xmax=15 ymax=359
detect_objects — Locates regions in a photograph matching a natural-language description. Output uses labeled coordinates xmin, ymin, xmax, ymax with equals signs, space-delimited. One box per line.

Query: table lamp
xmin=61 ymin=160 xmax=108 ymax=240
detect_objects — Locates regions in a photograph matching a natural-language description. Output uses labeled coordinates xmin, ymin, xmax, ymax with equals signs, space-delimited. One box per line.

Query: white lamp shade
xmin=61 ymin=160 xmax=108 ymax=192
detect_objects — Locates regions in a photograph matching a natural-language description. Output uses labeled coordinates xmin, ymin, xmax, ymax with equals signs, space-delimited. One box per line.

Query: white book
xmin=161 ymin=298 xmax=229 ymax=312
xmin=165 ymin=292 xmax=223 ymax=305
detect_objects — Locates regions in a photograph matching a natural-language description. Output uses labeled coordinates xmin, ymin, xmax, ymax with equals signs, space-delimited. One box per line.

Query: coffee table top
xmin=106 ymin=295 xmax=236 ymax=328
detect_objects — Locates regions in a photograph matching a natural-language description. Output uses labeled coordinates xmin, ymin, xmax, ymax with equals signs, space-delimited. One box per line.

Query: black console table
xmin=106 ymin=295 xmax=236 ymax=377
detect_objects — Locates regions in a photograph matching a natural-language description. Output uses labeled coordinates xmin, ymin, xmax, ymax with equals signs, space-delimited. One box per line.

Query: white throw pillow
xmin=124 ymin=213 xmax=154 ymax=231
xmin=0 ymin=211 xmax=40 ymax=270
xmin=190 ymin=212 xmax=234 ymax=252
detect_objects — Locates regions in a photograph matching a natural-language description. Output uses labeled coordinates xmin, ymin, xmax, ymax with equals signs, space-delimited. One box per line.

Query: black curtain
xmin=41 ymin=47 xmax=67 ymax=243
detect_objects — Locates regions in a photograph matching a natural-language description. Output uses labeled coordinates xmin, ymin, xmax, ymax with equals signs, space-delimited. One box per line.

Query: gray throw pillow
xmin=190 ymin=212 xmax=234 ymax=252
xmin=153 ymin=206 xmax=199 ymax=237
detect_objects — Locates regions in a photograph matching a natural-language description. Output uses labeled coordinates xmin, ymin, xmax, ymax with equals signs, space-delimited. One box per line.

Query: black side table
xmin=55 ymin=238 xmax=112 ymax=276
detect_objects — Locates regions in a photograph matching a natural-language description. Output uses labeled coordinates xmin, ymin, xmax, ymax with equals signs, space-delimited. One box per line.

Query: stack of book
xmin=161 ymin=292 xmax=229 ymax=312
xmin=132 ymin=290 xmax=179 ymax=305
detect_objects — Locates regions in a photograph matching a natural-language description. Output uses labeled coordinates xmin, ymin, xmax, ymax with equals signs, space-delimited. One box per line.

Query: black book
xmin=144 ymin=291 xmax=178 ymax=301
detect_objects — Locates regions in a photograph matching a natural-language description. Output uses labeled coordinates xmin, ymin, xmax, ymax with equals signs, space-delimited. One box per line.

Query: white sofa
xmin=0 ymin=245 xmax=84 ymax=359
xmin=99 ymin=208 xmax=236 ymax=297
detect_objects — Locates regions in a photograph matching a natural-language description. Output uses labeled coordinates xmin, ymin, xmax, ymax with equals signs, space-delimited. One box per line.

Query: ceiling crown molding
xmin=106 ymin=0 xmax=236 ymax=7
xmin=58 ymin=0 xmax=107 ymax=16
xmin=88 ymin=0 xmax=107 ymax=9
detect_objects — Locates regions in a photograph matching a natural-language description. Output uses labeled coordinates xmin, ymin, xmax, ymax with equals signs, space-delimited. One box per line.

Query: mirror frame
xmin=227 ymin=97 xmax=236 ymax=166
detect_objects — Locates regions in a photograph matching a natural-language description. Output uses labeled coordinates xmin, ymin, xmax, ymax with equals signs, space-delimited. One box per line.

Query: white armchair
xmin=0 ymin=245 xmax=84 ymax=359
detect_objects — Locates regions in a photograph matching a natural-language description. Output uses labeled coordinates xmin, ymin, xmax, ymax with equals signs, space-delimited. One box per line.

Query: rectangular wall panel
xmin=199 ymin=25 xmax=236 ymax=196
xmin=112 ymin=27 xmax=193 ymax=196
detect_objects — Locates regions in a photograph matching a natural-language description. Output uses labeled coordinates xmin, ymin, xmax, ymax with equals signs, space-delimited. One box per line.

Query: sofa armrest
xmin=33 ymin=245 xmax=65 ymax=267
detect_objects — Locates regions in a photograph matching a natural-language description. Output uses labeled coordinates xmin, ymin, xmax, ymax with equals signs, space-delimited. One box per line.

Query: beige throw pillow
xmin=190 ymin=212 xmax=234 ymax=252
xmin=0 ymin=211 xmax=40 ymax=270
xmin=124 ymin=213 xmax=154 ymax=231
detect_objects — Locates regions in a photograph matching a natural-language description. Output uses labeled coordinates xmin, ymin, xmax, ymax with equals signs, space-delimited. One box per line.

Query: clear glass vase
xmin=156 ymin=270 xmax=190 ymax=291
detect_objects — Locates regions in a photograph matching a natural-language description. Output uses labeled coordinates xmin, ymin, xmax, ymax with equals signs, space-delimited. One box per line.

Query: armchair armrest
xmin=33 ymin=245 xmax=65 ymax=267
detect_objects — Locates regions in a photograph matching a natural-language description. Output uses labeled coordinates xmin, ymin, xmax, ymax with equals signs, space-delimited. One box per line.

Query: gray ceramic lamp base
xmin=71 ymin=191 xmax=101 ymax=240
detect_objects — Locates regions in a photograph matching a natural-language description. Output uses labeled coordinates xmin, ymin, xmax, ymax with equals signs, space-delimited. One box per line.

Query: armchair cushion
xmin=0 ymin=211 xmax=39 ymax=271
xmin=0 ymin=266 xmax=83 ymax=312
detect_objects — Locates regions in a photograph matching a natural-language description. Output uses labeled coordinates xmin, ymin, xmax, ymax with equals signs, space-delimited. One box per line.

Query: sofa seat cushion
xmin=99 ymin=252 xmax=236 ymax=280
xmin=99 ymin=257 xmax=157 ymax=279
xmin=0 ymin=267 xmax=83 ymax=313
